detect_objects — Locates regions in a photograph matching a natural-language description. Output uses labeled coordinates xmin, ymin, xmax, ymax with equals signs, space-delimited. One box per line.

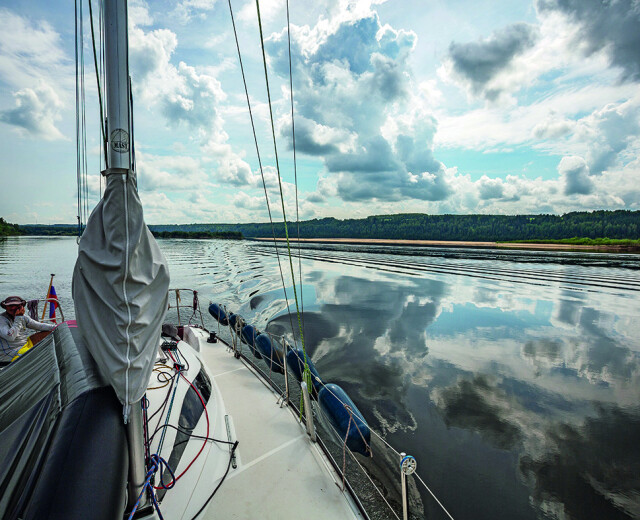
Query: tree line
xmin=0 ymin=218 xmax=21 ymax=236
xmin=151 ymin=210 xmax=640 ymax=242
xmin=4 ymin=210 xmax=639 ymax=242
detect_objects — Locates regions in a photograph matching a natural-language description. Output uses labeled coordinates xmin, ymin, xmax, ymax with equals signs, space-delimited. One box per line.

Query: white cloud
xmin=0 ymin=9 xmax=71 ymax=140
xmin=136 ymin=153 xmax=210 ymax=192
xmin=129 ymin=0 xmax=154 ymax=26
xmin=265 ymin=12 xmax=454 ymax=203
xmin=558 ymin=156 xmax=593 ymax=195
xmin=478 ymin=175 xmax=506 ymax=200
xmin=0 ymin=82 xmax=65 ymax=140
xmin=129 ymin=18 xmax=226 ymax=139
xmin=0 ymin=8 xmax=70 ymax=89
xmin=434 ymin=84 xmax=639 ymax=159
xmin=172 ymin=0 xmax=217 ymax=23
xmin=128 ymin=8 xmax=265 ymax=199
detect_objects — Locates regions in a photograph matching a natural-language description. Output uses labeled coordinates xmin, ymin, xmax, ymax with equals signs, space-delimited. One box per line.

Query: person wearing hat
xmin=0 ymin=296 xmax=56 ymax=366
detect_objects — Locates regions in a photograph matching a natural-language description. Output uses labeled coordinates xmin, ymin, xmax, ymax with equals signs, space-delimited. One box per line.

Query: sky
xmin=0 ymin=0 xmax=639 ymax=225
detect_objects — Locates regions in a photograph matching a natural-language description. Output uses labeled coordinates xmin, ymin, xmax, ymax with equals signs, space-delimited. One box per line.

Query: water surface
xmin=2 ymin=236 xmax=639 ymax=519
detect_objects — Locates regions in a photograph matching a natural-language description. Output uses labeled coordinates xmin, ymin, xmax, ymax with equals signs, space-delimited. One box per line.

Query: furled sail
xmin=72 ymin=170 xmax=169 ymax=421
xmin=72 ymin=0 xmax=169 ymax=423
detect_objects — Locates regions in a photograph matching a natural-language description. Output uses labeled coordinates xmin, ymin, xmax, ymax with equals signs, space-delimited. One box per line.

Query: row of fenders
xmin=209 ymin=303 xmax=371 ymax=456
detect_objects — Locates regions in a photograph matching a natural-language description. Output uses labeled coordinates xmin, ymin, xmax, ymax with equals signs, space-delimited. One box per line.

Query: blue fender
xmin=255 ymin=334 xmax=284 ymax=374
xmin=318 ymin=384 xmax=371 ymax=457
xmin=208 ymin=303 xmax=229 ymax=326
xmin=228 ymin=313 xmax=245 ymax=332
xmin=241 ymin=325 xmax=262 ymax=359
xmin=285 ymin=347 xmax=322 ymax=394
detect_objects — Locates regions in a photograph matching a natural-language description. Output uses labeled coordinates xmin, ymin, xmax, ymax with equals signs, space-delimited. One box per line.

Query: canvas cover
xmin=73 ymin=171 xmax=169 ymax=421
xmin=0 ymin=325 xmax=128 ymax=520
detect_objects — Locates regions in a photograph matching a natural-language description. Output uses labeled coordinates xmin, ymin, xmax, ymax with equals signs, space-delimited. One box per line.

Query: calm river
xmin=1 ymin=236 xmax=639 ymax=520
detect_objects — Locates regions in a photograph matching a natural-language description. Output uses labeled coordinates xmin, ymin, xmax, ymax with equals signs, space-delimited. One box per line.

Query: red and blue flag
xmin=48 ymin=285 xmax=58 ymax=323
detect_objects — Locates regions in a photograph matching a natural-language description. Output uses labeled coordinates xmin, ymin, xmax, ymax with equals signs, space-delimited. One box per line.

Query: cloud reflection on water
xmin=182 ymin=240 xmax=640 ymax=519
xmin=256 ymin=248 xmax=640 ymax=519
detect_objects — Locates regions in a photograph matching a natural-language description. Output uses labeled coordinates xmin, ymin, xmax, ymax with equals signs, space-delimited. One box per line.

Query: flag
xmin=48 ymin=285 xmax=58 ymax=323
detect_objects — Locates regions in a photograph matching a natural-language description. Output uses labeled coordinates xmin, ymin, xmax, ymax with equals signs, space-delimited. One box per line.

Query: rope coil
xmin=126 ymin=454 xmax=174 ymax=520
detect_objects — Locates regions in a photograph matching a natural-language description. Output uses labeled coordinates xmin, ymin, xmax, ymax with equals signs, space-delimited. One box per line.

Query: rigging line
xmin=98 ymin=0 xmax=104 ymax=196
xmin=75 ymin=0 xmax=82 ymax=237
xmin=88 ymin=0 xmax=108 ymax=166
xmin=226 ymin=0 xmax=297 ymax=342
xmin=80 ymin=0 xmax=89 ymax=226
xmin=79 ymin=0 xmax=86 ymax=225
xmin=255 ymin=0 xmax=307 ymax=358
xmin=285 ymin=0 xmax=305 ymax=341
xmin=130 ymin=77 xmax=136 ymax=172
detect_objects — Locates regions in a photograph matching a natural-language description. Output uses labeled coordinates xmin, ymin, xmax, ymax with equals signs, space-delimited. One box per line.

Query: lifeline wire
xmin=318 ymin=375 xmax=456 ymax=520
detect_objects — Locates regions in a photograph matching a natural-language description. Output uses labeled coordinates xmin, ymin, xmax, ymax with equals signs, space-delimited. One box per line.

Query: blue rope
xmin=126 ymin=454 xmax=175 ymax=520
xmin=157 ymin=366 xmax=181 ymax=453
xmin=129 ymin=361 xmax=182 ymax=518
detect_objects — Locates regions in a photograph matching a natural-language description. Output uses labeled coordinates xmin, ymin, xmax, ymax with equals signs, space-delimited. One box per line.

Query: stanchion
xmin=301 ymin=381 xmax=316 ymax=442
xmin=400 ymin=452 xmax=417 ymax=520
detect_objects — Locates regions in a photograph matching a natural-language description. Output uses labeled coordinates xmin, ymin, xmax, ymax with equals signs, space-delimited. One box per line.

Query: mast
xmin=102 ymin=0 xmax=146 ymax=511
xmin=104 ymin=0 xmax=131 ymax=172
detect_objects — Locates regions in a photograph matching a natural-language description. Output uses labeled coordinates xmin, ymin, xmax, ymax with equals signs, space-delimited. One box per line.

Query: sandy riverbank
xmin=251 ymin=237 xmax=640 ymax=252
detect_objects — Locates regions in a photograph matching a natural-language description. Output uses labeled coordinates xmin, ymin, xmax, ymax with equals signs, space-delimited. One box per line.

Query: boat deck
xmin=199 ymin=339 xmax=364 ymax=519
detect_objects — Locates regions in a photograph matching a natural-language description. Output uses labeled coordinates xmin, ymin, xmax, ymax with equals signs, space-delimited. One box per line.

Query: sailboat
xmin=0 ymin=1 xmax=375 ymax=518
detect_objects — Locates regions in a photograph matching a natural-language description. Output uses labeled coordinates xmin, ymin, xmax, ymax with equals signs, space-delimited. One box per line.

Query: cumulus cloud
xmin=0 ymin=9 xmax=70 ymax=140
xmin=0 ymin=8 xmax=69 ymax=89
xmin=445 ymin=23 xmax=539 ymax=101
xmin=0 ymin=82 xmax=64 ymax=140
xmin=478 ymin=176 xmax=506 ymax=200
xmin=172 ymin=0 xmax=217 ymax=23
xmin=578 ymin=98 xmax=640 ymax=175
xmin=432 ymin=3 xmax=639 ymax=215
xmin=532 ymin=112 xmax=574 ymax=140
xmin=305 ymin=192 xmax=326 ymax=203
xmin=265 ymin=13 xmax=452 ymax=203
xmin=127 ymin=1 xmax=265 ymax=196
xmin=129 ymin=21 xmax=226 ymax=137
xmin=280 ymin=116 xmax=355 ymax=156
xmin=537 ymin=0 xmax=640 ymax=82
xmin=136 ymin=153 xmax=210 ymax=192
xmin=559 ymin=156 xmax=593 ymax=195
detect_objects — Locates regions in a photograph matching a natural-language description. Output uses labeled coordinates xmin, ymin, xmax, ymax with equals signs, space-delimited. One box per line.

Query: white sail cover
xmin=72 ymin=171 xmax=169 ymax=421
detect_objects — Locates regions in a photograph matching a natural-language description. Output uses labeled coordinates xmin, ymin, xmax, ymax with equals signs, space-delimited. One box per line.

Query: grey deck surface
xmin=200 ymin=340 xmax=363 ymax=520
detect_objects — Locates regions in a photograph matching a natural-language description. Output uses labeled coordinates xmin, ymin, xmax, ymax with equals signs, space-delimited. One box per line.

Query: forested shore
xmin=0 ymin=218 xmax=20 ymax=236
xmin=3 ymin=210 xmax=639 ymax=244
xmin=151 ymin=210 xmax=639 ymax=242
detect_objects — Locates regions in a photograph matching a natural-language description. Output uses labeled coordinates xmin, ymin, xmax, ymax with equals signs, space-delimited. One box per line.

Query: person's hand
xmin=15 ymin=305 xmax=25 ymax=316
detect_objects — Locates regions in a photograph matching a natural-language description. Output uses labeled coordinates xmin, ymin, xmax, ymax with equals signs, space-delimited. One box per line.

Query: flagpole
xmin=42 ymin=273 xmax=55 ymax=320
